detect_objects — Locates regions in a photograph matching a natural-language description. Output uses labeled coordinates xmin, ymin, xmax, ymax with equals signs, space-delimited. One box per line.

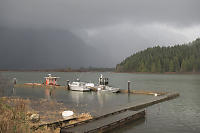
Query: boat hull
xmin=70 ymin=86 xmax=91 ymax=92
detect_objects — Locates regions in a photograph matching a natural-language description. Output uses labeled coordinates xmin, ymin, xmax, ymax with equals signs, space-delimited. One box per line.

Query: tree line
xmin=116 ymin=38 xmax=200 ymax=73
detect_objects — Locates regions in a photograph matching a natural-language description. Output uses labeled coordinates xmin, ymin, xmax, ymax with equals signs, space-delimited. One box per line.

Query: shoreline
xmin=1 ymin=70 xmax=200 ymax=74
xmin=114 ymin=71 xmax=200 ymax=74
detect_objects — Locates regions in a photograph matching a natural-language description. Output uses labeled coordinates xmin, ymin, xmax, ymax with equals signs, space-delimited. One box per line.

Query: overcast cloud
xmin=0 ymin=0 xmax=200 ymax=69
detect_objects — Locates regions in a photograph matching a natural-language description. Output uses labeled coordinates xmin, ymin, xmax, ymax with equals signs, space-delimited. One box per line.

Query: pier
xmin=60 ymin=110 xmax=145 ymax=133
xmin=15 ymin=83 xmax=167 ymax=95
xmin=14 ymin=83 xmax=67 ymax=89
xmin=58 ymin=92 xmax=178 ymax=133
xmin=29 ymin=91 xmax=179 ymax=132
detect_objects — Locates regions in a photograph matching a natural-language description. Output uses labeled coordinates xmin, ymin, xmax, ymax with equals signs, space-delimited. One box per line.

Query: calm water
xmin=1 ymin=71 xmax=200 ymax=132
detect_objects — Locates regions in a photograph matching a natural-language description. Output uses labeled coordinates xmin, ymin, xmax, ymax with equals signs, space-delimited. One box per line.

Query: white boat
xmin=106 ymin=86 xmax=120 ymax=93
xmin=69 ymin=82 xmax=91 ymax=92
xmin=96 ymin=74 xmax=120 ymax=93
xmin=97 ymin=85 xmax=120 ymax=93
xmin=85 ymin=83 xmax=95 ymax=88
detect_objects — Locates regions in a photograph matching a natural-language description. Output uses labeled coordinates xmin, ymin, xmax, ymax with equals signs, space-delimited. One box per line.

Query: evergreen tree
xmin=169 ymin=60 xmax=174 ymax=72
xmin=156 ymin=60 xmax=162 ymax=72
xmin=116 ymin=38 xmax=200 ymax=73
xmin=151 ymin=62 xmax=156 ymax=72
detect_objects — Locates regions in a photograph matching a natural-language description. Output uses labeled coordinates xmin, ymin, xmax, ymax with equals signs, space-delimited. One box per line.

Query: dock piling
xmin=128 ymin=81 xmax=131 ymax=93
xmin=13 ymin=78 xmax=17 ymax=85
xmin=66 ymin=80 xmax=70 ymax=89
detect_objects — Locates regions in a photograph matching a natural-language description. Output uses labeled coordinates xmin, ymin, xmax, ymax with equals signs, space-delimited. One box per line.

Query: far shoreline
xmin=114 ymin=71 xmax=200 ymax=74
xmin=0 ymin=69 xmax=200 ymax=74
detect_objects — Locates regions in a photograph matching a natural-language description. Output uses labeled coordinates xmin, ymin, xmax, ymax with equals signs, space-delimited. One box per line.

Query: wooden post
xmin=13 ymin=78 xmax=17 ymax=84
xmin=66 ymin=80 xmax=70 ymax=90
xmin=128 ymin=81 xmax=130 ymax=93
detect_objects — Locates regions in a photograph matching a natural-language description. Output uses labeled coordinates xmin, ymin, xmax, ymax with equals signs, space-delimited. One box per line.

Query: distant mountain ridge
xmin=0 ymin=27 xmax=99 ymax=69
xmin=116 ymin=38 xmax=200 ymax=72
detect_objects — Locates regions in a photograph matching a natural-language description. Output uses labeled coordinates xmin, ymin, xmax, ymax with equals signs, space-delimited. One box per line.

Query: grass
xmin=0 ymin=97 xmax=93 ymax=133
xmin=0 ymin=97 xmax=30 ymax=133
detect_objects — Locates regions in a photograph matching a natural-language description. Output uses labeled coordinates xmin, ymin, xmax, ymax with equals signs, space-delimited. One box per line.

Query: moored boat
xmin=97 ymin=85 xmax=120 ymax=93
xmin=97 ymin=74 xmax=120 ymax=93
xmin=85 ymin=83 xmax=95 ymax=88
xmin=69 ymin=81 xmax=91 ymax=92
xmin=44 ymin=74 xmax=60 ymax=86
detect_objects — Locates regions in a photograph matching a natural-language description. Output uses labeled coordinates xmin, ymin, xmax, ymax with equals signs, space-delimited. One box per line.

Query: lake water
xmin=0 ymin=71 xmax=200 ymax=132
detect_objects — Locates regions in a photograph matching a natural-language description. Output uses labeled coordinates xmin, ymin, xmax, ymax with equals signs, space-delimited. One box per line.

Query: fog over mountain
xmin=0 ymin=0 xmax=200 ymax=69
xmin=0 ymin=27 xmax=112 ymax=69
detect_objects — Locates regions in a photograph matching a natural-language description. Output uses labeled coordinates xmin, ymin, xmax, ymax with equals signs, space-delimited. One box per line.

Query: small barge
xmin=44 ymin=74 xmax=60 ymax=86
xmin=23 ymin=74 xmax=61 ymax=88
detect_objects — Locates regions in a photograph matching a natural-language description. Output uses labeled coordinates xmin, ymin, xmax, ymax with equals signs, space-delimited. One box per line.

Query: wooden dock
xmin=120 ymin=89 xmax=167 ymax=96
xmin=15 ymin=83 xmax=167 ymax=96
xmin=59 ymin=92 xmax=179 ymax=133
xmin=118 ymin=93 xmax=179 ymax=111
xmin=60 ymin=110 xmax=145 ymax=133
xmin=30 ymin=92 xmax=179 ymax=132
xmin=14 ymin=83 xmax=67 ymax=89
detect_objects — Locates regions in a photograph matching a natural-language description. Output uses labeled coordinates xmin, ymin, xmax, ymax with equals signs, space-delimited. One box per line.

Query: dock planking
xmin=60 ymin=110 xmax=145 ymax=133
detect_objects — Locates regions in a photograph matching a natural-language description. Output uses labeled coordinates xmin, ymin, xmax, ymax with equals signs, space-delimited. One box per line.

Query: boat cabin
xmin=44 ymin=74 xmax=60 ymax=85
xmin=98 ymin=74 xmax=108 ymax=85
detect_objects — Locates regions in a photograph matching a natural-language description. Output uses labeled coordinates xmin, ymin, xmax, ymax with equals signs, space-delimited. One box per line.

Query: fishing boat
xmin=105 ymin=86 xmax=120 ymax=93
xmin=97 ymin=74 xmax=120 ymax=93
xmin=97 ymin=85 xmax=120 ymax=93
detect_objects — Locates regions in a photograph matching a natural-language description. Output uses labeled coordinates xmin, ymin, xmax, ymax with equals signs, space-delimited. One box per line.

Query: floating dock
xmin=59 ymin=92 xmax=179 ymax=133
xmin=60 ymin=110 xmax=145 ymax=133
xmin=14 ymin=83 xmax=67 ymax=89
xmin=116 ymin=92 xmax=179 ymax=111
xmin=119 ymin=89 xmax=167 ymax=96
xmin=15 ymin=83 xmax=167 ymax=96
xmin=30 ymin=92 xmax=179 ymax=132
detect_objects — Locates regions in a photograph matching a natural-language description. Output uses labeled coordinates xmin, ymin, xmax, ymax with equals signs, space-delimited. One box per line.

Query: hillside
xmin=116 ymin=38 xmax=200 ymax=73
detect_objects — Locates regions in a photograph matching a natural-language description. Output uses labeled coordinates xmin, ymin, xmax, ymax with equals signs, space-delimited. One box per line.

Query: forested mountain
xmin=116 ymin=38 xmax=200 ymax=72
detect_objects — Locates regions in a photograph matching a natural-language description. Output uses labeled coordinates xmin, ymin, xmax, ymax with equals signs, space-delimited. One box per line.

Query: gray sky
xmin=0 ymin=0 xmax=200 ymax=69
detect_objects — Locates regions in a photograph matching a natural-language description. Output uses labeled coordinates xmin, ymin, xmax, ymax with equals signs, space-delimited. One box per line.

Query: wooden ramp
xmin=60 ymin=110 xmax=145 ymax=133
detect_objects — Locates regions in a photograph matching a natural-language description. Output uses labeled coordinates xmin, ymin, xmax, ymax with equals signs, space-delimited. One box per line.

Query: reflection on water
xmin=12 ymin=87 xmax=16 ymax=95
xmin=44 ymin=88 xmax=56 ymax=101
xmin=63 ymin=90 xmax=132 ymax=116
xmin=70 ymin=91 xmax=84 ymax=105
xmin=0 ymin=74 xmax=14 ymax=96
xmin=97 ymin=92 xmax=104 ymax=107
